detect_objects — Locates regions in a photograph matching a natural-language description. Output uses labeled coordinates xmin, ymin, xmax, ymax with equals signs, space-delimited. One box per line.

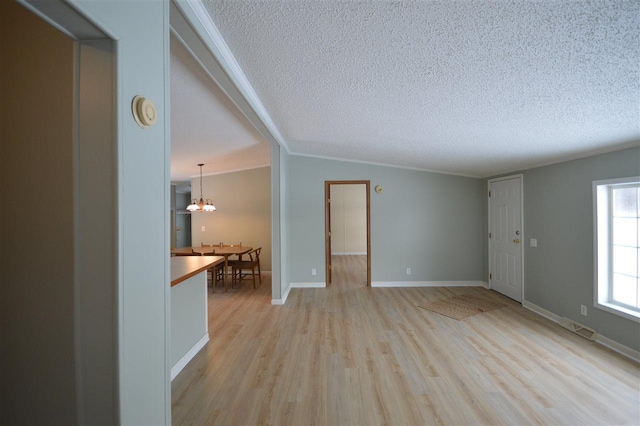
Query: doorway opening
xmin=1 ymin=1 xmax=120 ymax=422
xmin=325 ymin=181 xmax=371 ymax=287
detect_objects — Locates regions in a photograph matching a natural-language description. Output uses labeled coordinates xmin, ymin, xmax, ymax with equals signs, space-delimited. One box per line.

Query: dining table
xmin=171 ymin=245 xmax=252 ymax=291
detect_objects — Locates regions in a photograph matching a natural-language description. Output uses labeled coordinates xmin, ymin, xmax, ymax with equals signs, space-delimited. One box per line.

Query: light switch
xmin=530 ymin=238 xmax=537 ymax=247
xmin=201 ymin=226 xmax=205 ymax=232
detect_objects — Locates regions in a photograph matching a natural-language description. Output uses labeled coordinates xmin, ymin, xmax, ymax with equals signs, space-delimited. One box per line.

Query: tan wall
xmin=330 ymin=184 xmax=367 ymax=254
xmin=0 ymin=2 xmax=77 ymax=423
xmin=190 ymin=166 xmax=272 ymax=272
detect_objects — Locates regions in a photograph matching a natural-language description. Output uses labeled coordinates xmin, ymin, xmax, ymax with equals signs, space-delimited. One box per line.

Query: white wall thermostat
xmin=132 ymin=95 xmax=157 ymax=129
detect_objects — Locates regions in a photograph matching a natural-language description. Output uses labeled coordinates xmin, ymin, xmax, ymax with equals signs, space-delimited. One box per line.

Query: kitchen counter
xmin=171 ymin=255 xmax=224 ymax=286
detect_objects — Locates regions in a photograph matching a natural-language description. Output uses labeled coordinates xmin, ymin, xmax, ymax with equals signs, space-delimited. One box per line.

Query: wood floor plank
xmin=172 ymin=255 xmax=640 ymax=425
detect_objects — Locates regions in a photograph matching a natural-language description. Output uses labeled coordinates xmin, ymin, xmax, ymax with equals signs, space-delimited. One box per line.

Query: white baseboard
xmin=522 ymin=300 xmax=562 ymax=322
xmin=171 ymin=333 xmax=209 ymax=381
xmin=523 ymin=300 xmax=640 ymax=363
xmin=271 ymin=283 xmax=292 ymax=305
xmin=273 ymin=281 xmax=490 ymax=301
xmin=372 ymin=280 xmax=488 ymax=288
xmin=596 ymin=334 xmax=640 ymax=363
xmin=291 ymin=282 xmax=326 ymax=288
xmin=272 ymin=282 xmax=327 ymax=305
xmin=331 ymin=252 xmax=367 ymax=255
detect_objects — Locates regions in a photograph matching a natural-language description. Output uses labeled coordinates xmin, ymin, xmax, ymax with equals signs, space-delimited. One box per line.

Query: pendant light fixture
xmin=186 ymin=163 xmax=216 ymax=212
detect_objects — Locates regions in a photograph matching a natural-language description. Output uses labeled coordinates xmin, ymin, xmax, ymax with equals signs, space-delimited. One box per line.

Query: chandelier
xmin=186 ymin=164 xmax=216 ymax=212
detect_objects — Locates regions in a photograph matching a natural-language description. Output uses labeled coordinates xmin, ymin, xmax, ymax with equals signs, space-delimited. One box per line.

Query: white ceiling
xmin=195 ymin=0 xmax=639 ymax=178
xmin=170 ymin=33 xmax=271 ymax=184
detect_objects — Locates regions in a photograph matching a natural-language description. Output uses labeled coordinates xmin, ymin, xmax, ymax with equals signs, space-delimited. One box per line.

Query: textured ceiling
xmin=201 ymin=0 xmax=639 ymax=177
xmin=170 ymin=33 xmax=270 ymax=184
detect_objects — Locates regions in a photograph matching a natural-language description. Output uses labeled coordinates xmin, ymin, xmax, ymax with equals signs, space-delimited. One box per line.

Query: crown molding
xmin=290 ymin=152 xmax=482 ymax=178
xmin=482 ymin=140 xmax=640 ymax=179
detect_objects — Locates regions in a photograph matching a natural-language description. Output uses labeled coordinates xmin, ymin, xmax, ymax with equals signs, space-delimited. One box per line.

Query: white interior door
xmin=489 ymin=176 xmax=523 ymax=302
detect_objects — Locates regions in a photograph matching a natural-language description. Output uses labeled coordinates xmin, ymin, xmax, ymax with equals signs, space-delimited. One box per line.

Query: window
xmin=594 ymin=177 xmax=640 ymax=322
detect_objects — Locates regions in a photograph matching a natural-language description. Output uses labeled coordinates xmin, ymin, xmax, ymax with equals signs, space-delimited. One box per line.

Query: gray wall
xmin=287 ymin=149 xmax=639 ymax=352
xmin=287 ymin=156 xmax=486 ymax=284
xmin=171 ymin=273 xmax=207 ymax=368
xmin=506 ymin=147 xmax=639 ymax=351
xmin=0 ymin=4 xmax=77 ymax=423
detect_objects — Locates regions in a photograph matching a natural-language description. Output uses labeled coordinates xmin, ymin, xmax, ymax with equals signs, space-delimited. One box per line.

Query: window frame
xmin=593 ymin=176 xmax=640 ymax=322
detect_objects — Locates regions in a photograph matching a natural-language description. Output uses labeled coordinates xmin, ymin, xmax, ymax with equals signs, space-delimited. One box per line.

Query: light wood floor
xmin=172 ymin=255 xmax=640 ymax=425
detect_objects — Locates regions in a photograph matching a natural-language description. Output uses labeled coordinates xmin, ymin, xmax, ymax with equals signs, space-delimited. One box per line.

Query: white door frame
xmin=488 ymin=174 xmax=525 ymax=303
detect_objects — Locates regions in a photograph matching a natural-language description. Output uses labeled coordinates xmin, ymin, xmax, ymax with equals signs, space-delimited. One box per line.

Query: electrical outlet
xmin=406 ymin=268 xmax=411 ymax=275
xmin=311 ymin=268 xmax=316 ymax=276
xmin=201 ymin=226 xmax=205 ymax=232
xmin=581 ymin=305 xmax=587 ymax=316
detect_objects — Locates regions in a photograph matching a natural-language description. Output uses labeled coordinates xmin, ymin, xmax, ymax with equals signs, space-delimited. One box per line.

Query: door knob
xmin=513 ymin=239 xmax=520 ymax=243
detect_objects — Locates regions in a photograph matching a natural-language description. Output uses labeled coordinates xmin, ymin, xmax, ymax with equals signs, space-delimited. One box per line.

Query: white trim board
xmin=372 ymin=281 xmax=489 ymax=288
xmin=523 ymin=301 xmax=640 ymax=363
xmin=271 ymin=282 xmax=327 ymax=305
xmin=488 ymin=141 xmax=640 ymax=180
xmin=290 ymin=282 xmax=326 ymax=288
xmin=170 ymin=333 xmax=209 ymax=381
xmin=272 ymin=283 xmax=292 ymax=305
xmin=198 ymin=164 xmax=271 ymax=178
xmin=291 ymin=151 xmax=481 ymax=178
xmin=296 ymin=142 xmax=640 ymax=180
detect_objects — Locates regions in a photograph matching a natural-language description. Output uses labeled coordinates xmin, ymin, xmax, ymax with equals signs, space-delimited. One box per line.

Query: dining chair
xmin=230 ymin=247 xmax=261 ymax=289
xmin=201 ymin=244 xmax=224 ymax=289
xmin=221 ymin=242 xmax=242 ymax=247
xmin=221 ymin=242 xmax=243 ymax=262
